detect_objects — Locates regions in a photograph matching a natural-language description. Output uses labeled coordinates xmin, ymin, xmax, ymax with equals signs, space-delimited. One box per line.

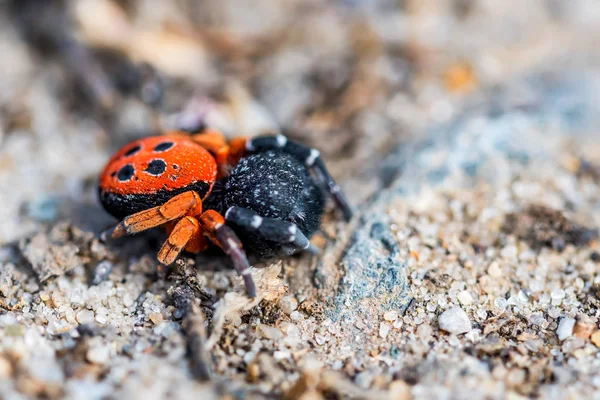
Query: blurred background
xmin=1 ymin=0 xmax=599 ymax=244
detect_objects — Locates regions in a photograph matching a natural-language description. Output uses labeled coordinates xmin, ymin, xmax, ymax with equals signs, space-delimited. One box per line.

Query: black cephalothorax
xmin=206 ymin=150 xmax=326 ymax=258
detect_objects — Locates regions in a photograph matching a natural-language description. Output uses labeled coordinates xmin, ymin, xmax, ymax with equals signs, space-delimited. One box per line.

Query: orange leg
xmin=185 ymin=226 xmax=209 ymax=253
xmin=158 ymin=216 xmax=199 ymax=266
xmin=159 ymin=209 xmax=256 ymax=297
xmin=100 ymin=190 xmax=255 ymax=296
xmin=166 ymin=128 xmax=232 ymax=176
xmin=156 ymin=216 xmax=208 ymax=279
xmin=188 ymin=130 xmax=230 ymax=178
xmin=100 ymin=191 xmax=203 ymax=240
xmin=227 ymin=137 xmax=248 ymax=168
xmin=187 ymin=130 xmax=249 ymax=178
xmin=189 ymin=129 xmax=227 ymax=153
xmin=158 ymin=216 xmax=203 ymax=266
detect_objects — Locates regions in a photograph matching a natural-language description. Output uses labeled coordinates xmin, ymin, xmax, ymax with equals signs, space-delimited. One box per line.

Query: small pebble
xmin=280 ymin=322 xmax=300 ymax=337
xmin=439 ymin=306 xmax=471 ymax=334
xmin=393 ymin=319 xmax=403 ymax=329
xmin=278 ymin=296 xmax=298 ymax=315
xmin=95 ymin=314 xmax=108 ymax=325
xmin=551 ymin=289 xmax=566 ymax=300
xmin=388 ymin=380 xmax=411 ymax=400
xmin=273 ymin=351 xmax=290 ymax=361
xmin=379 ymin=322 xmax=391 ymax=339
xmin=384 ymin=310 xmax=399 ymax=321
xmin=457 ymin=290 xmax=473 ymax=305
xmin=87 ymin=346 xmax=110 ymax=365
xmin=76 ymin=310 xmax=95 ymax=324
xmin=487 ymin=262 xmax=503 ymax=278
xmin=149 ymin=312 xmax=163 ymax=325
xmin=573 ymin=315 xmax=596 ymax=339
xmin=259 ymin=324 xmax=283 ymax=340
xmin=92 ymin=261 xmax=114 ymax=285
xmin=0 ymin=357 xmax=12 ymax=377
xmin=557 ymin=317 xmax=575 ymax=341
xmin=290 ymin=311 xmax=303 ymax=321
xmin=315 ymin=334 xmax=327 ymax=345
xmin=122 ymin=293 xmax=135 ymax=307
xmin=417 ymin=323 xmax=433 ymax=339
xmin=590 ymin=331 xmax=600 ymax=347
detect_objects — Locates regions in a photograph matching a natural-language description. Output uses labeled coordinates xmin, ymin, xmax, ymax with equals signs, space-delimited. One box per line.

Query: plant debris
xmin=503 ymin=205 xmax=598 ymax=252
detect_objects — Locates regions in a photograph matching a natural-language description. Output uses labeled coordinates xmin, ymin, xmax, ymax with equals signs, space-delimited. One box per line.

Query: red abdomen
xmin=98 ymin=135 xmax=217 ymax=219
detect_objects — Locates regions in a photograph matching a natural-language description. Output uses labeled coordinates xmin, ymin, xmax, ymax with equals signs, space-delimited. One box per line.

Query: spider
xmin=98 ymin=130 xmax=353 ymax=297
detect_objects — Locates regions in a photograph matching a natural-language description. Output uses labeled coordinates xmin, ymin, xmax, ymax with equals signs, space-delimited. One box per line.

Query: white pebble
xmin=315 ymin=334 xmax=327 ymax=345
xmin=494 ymin=297 xmax=507 ymax=310
xmin=280 ymin=322 xmax=300 ymax=337
xmin=557 ymin=317 xmax=575 ymax=341
xmin=393 ymin=319 xmax=403 ymax=329
xmin=457 ymin=291 xmax=473 ymax=305
xmin=383 ymin=311 xmax=399 ymax=321
xmin=439 ymin=306 xmax=471 ymax=334
xmin=76 ymin=310 xmax=95 ymax=324
xmin=290 ymin=311 xmax=303 ymax=321
xmin=258 ymin=324 xmax=283 ymax=340
xmin=278 ymin=296 xmax=298 ymax=315
xmin=86 ymin=346 xmax=110 ymax=365
xmin=280 ymin=322 xmax=301 ymax=347
xmin=122 ymin=293 xmax=134 ymax=307
xmin=379 ymin=322 xmax=391 ymax=339
xmin=500 ymin=245 xmax=518 ymax=259
xmin=96 ymin=306 xmax=109 ymax=316
xmin=487 ymin=262 xmax=503 ymax=278
xmin=417 ymin=323 xmax=433 ymax=338
xmin=273 ymin=351 xmax=291 ymax=361
xmin=95 ymin=314 xmax=108 ymax=325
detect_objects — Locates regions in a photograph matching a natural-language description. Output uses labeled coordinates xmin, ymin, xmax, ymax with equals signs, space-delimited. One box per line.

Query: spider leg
xmin=188 ymin=129 xmax=227 ymax=153
xmin=225 ymin=206 xmax=310 ymax=254
xmin=158 ymin=216 xmax=202 ymax=266
xmin=199 ymin=210 xmax=256 ymax=297
xmin=156 ymin=217 xmax=209 ymax=278
xmin=100 ymin=191 xmax=203 ymax=240
xmin=188 ymin=129 xmax=242 ymax=178
xmin=244 ymin=135 xmax=354 ymax=221
xmin=179 ymin=129 xmax=247 ymax=176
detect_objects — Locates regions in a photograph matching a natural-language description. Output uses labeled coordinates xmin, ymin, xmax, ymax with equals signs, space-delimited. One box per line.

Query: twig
xmin=182 ymin=299 xmax=212 ymax=381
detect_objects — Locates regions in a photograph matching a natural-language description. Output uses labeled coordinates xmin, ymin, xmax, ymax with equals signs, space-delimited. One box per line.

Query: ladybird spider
xmin=98 ymin=129 xmax=354 ymax=297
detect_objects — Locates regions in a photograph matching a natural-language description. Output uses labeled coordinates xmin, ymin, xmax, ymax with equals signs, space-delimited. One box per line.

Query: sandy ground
xmin=1 ymin=1 xmax=600 ymax=399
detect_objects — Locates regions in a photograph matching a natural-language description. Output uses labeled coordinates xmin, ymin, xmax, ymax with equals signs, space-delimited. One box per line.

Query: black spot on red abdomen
xmin=154 ymin=141 xmax=174 ymax=152
xmin=99 ymin=180 xmax=212 ymax=220
xmin=124 ymin=145 xmax=141 ymax=156
xmin=145 ymin=159 xmax=167 ymax=176
xmin=117 ymin=164 xmax=135 ymax=181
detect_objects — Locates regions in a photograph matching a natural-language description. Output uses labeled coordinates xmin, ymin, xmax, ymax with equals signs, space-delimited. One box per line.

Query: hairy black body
xmin=206 ymin=150 xmax=325 ymax=258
